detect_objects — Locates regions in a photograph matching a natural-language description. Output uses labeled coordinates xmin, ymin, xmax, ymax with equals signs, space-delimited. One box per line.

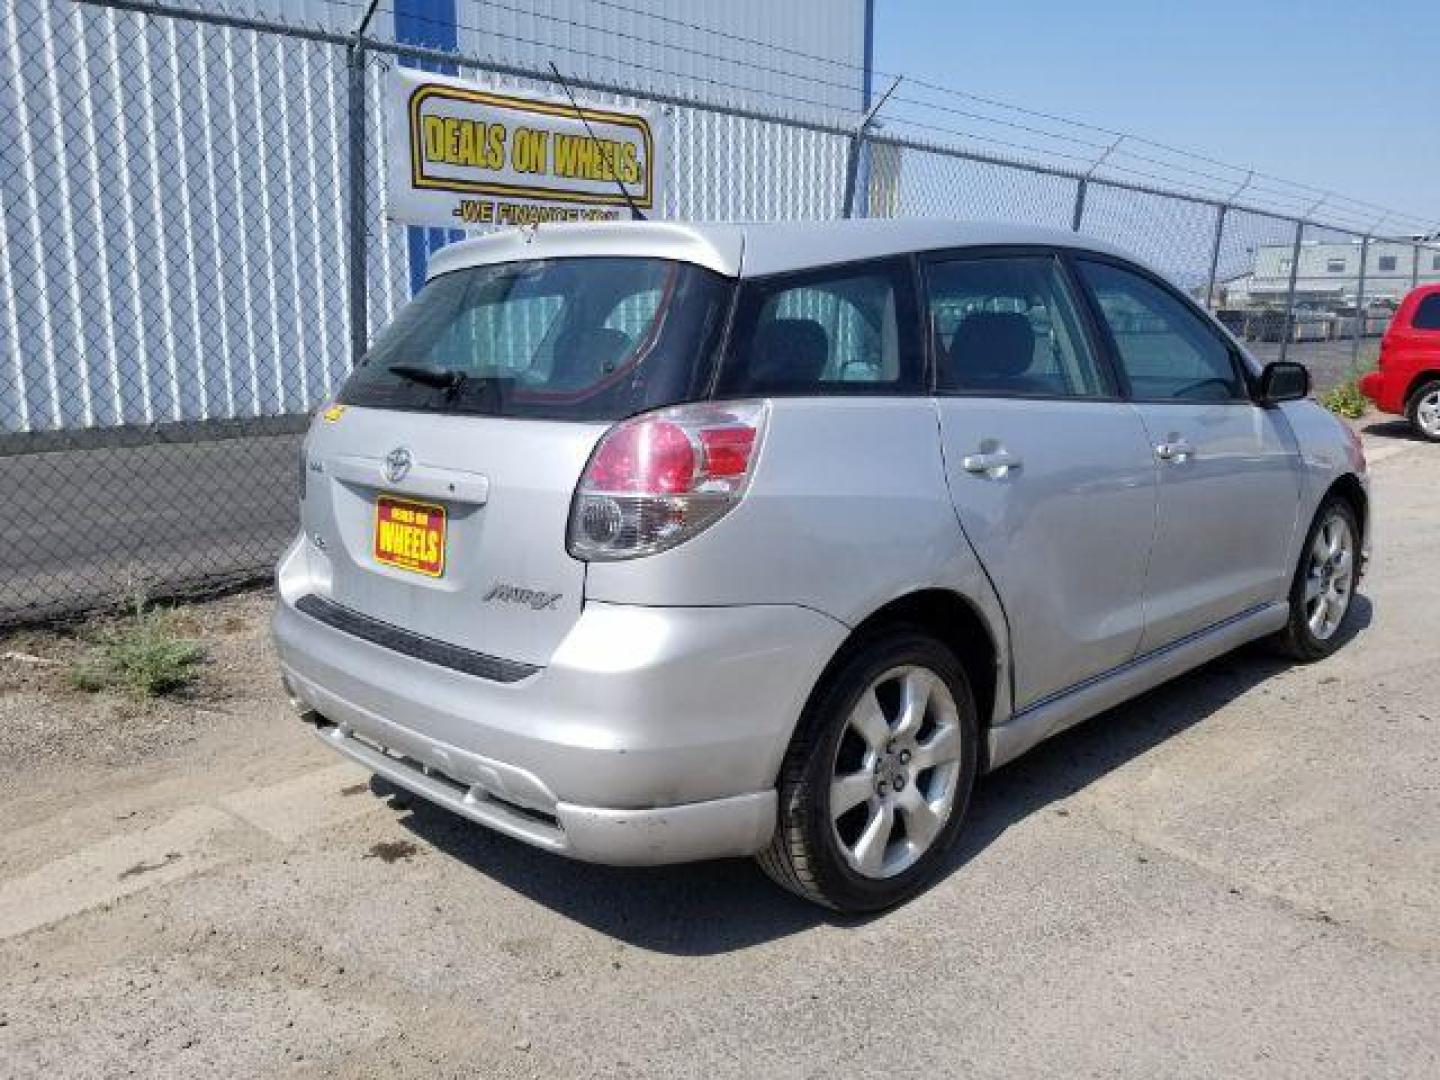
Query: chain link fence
xmin=3 ymin=0 xmax=1438 ymax=623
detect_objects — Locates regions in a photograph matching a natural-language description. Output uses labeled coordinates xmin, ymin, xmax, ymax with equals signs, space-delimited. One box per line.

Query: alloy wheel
xmin=829 ymin=665 xmax=964 ymax=879
xmin=1304 ymin=512 xmax=1355 ymax=641
xmin=1416 ymin=390 xmax=1440 ymax=438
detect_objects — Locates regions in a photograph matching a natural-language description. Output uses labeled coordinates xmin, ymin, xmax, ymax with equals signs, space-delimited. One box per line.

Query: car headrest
xmin=747 ymin=318 xmax=829 ymax=389
xmin=948 ymin=312 xmax=1035 ymax=381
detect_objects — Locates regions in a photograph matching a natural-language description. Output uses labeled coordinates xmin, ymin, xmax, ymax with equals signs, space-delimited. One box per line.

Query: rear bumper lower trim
xmin=310 ymin=718 xmax=777 ymax=865
xmin=294 ymin=594 xmax=538 ymax=684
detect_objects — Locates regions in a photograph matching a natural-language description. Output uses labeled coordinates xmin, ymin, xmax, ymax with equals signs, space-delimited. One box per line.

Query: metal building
xmin=1 ymin=0 xmax=872 ymax=436
xmin=1225 ymin=239 xmax=1440 ymax=308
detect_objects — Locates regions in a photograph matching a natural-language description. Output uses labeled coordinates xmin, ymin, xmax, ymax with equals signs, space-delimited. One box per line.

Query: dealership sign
xmin=385 ymin=68 xmax=662 ymax=229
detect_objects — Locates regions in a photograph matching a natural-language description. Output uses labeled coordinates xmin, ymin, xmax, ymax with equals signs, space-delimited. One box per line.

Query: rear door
xmin=925 ymin=251 xmax=1158 ymax=710
xmin=1073 ymin=257 xmax=1301 ymax=653
xmin=301 ymin=255 xmax=731 ymax=667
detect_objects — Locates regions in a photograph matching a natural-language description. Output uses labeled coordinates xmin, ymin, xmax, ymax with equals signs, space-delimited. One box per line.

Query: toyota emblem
xmin=383 ymin=446 xmax=414 ymax=484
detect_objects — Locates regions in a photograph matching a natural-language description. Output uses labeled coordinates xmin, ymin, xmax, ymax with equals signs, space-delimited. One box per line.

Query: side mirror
xmin=1258 ymin=361 xmax=1310 ymax=405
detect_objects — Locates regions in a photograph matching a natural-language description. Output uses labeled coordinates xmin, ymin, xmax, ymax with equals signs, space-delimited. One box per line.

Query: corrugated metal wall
xmin=0 ymin=0 xmax=867 ymax=434
xmin=2 ymin=1 xmax=354 ymax=433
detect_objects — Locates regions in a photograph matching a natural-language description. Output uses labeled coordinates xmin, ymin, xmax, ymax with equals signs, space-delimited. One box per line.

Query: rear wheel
xmin=1269 ymin=497 xmax=1360 ymax=661
xmin=757 ymin=628 xmax=978 ymax=912
xmin=1406 ymin=379 xmax=1440 ymax=442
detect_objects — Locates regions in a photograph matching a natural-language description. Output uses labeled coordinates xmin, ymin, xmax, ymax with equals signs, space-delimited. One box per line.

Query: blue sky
xmin=874 ymin=0 xmax=1439 ymax=231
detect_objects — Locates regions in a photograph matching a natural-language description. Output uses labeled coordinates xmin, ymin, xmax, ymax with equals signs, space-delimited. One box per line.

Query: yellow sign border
xmin=373 ymin=493 xmax=447 ymax=579
xmin=408 ymin=84 xmax=656 ymax=209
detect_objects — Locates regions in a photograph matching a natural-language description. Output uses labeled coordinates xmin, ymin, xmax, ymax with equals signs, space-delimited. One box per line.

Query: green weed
xmin=71 ymin=593 xmax=206 ymax=698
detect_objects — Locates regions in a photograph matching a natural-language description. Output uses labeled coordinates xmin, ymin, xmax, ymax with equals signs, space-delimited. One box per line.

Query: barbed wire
xmin=381 ymin=0 xmax=1440 ymax=232
xmin=72 ymin=0 xmax=1440 ymax=235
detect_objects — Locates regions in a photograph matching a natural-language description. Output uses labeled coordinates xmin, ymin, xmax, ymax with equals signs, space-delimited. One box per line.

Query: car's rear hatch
xmin=299 ymin=251 xmax=733 ymax=667
xmin=303 ymin=409 xmax=606 ymax=667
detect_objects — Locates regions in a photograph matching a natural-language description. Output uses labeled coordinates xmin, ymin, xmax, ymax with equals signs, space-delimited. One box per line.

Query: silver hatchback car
xmin=274 ymin=219 xmax=1368 ymax=911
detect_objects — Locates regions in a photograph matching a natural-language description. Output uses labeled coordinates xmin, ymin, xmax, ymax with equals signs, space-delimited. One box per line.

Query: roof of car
xmin=424 ymin=218 xmax=1138 ymax=281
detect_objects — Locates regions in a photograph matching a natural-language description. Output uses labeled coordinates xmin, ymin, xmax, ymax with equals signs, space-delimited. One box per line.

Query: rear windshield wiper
xmin=387 ymin=363 xmax=466 ymax=392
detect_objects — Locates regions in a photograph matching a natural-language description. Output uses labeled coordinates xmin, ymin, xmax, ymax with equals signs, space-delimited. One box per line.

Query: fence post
xmin=1071 ymin=135 xmax=1121 ymax=234
xmin=841 ymin=77 xmax=900 ymax=218
xmin=345 ymin=1 xmax=381 ymax=365
xmin=1350 ymin=235 xmax=1369 ymax=371
xmin=841 ymin=133 xmax=866 ymax=220
xmin=1414 ymin=245 xmax=1423 ymax=290
xmin=1070 ymin=177 xmax=1087 ymax=232
xmin=1277 ymin=219 xmax=1304 ymax=363
xmin=1204 ymin=204 xmax=1228 ymax=309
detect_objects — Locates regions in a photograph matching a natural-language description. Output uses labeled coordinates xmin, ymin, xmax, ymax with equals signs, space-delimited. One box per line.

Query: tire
xmin=1406 ymin=379 xmax=1440 ymax=442
xmin=1269 ymin=497 xmax=1361 ymax=662
xmin=756 ymin=627 xmax=979 ymax=912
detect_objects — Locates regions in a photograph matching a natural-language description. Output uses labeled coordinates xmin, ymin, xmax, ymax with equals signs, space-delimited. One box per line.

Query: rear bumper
xmin=272 ymin=543 xmax=848 ymax=864
xmin=305 ymin=717 xmax=777 ymax=864
xmin=1358 ymin=369 xmax=1401 ymax=414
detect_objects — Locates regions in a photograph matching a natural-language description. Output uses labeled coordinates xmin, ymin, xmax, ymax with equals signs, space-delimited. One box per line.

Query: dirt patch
xmin=364 ymin=840 xmax=418 ymax=864
xmin=0 ymin=589 xmax=280 ymax=781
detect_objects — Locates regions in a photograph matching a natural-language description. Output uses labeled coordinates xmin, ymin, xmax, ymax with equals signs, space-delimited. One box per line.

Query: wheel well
xmin=1405 ymin=371 xmax=1440 ymax=407
xmin=1327 ymin=473 xmax=1368 ymax=547
xmin=846 ymin=590 xmax=1000 ymax=748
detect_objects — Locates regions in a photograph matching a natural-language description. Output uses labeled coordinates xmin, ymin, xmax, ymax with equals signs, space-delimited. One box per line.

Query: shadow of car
xmin=384 ymin=597 xmax=1372 ymax=955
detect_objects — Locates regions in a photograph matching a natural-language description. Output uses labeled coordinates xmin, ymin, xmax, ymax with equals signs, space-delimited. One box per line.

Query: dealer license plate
xmin=373 ymin=494 xmax=446 ymax=577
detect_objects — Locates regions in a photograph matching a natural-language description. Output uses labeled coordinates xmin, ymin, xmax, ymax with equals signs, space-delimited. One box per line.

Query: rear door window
xmin=925 ymin=254 xmax=1114 ymax=398
xmin=339 ymin=257 xmax=732 ymax=421
xmin=717 ymin=258 xmax=923 ymax=395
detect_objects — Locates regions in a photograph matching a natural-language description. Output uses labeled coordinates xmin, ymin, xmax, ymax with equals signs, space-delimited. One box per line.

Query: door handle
xmin=1155 ymin=439 xmax=1194 ymax=463
xmin=962 ymin=450 xmax=1022 ymax=476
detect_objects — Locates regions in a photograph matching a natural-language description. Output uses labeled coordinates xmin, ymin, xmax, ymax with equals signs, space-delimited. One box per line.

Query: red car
xmin=1360 ymin=283 xmax=1440 ymax=440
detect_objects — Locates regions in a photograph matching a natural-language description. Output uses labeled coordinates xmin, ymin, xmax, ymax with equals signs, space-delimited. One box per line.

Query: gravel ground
xmin=0 ymin=418 xmax=1436 ymax=1079
xmin=0 ymin=591 xmax=275 ymax=778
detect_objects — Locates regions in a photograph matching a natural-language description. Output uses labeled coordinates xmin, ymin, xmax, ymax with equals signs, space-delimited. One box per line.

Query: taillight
xmin=568 ymin=401 xmax=768 ymax=561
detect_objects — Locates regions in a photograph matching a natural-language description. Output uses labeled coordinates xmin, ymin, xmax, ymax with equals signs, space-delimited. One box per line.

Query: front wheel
xmin=1269 ymin=497 xmax=1361 ymax=661
xmin=1407 ymin=379 xmax=1440 ymax=442
xmin=756 ymin=628 xmax=978 ymax=912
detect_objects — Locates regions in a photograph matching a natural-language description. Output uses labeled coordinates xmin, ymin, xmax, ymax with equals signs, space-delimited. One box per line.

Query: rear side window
xmin=718 ymin=258 xmax=922 ymax=395
xmin=1413 ymin=294 xmax=1440 ymax=331
xmin=1077 ymin=260 xmax=1246 ymax=402
xmin=339 ymin=257 xmax=732 ymax=421
xmin=926 ymin=255 xmax=1113 ymax=398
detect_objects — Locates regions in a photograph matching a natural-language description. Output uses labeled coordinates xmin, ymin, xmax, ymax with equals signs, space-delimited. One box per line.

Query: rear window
xmin=1413 ymin=293 xmax=1440 ymax=331
xmin=339 ymin=257 xmax=732 ymax=421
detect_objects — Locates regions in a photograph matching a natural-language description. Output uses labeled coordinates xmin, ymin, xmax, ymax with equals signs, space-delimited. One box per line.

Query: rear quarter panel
xmin=583 ymin=397 xmax=1011 ymax=708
